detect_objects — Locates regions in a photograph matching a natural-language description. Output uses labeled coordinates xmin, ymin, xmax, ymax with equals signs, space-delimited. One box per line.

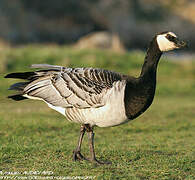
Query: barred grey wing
xmin=23 ymin=66 xmax=122 ymax=109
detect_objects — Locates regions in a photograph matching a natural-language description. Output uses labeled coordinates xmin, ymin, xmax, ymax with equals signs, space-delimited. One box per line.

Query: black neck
xmin=124 ymin=36 xmax=163 ymax=120
xmin=140 ymin=37 xmax=162 ymax=81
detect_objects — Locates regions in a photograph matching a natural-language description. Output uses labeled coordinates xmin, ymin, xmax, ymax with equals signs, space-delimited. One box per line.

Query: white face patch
xmin=168 ymin=32 xmax=177 ymax=37
xmin=156 ymin=32 xmax=178 ymax=52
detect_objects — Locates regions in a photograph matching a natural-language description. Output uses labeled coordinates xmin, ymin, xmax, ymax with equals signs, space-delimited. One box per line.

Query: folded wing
xmin=22 ymin=64 xmax=123 ymax=108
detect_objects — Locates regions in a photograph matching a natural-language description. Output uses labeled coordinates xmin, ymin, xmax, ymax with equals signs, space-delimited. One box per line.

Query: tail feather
xmin=31 ymin=64 xmax=64 ymax=70
xmin=8 ymin=94 xmax=27 ymax=101
xmin=5 ymin=72 xmax=34 ymax=101
xmin=5 ymin=64 xmax=64 ymax=101
xmin=8 ymin=82 xmax=29 ymax=91
xmin=4 ymin=72 xmax=35 ymax=80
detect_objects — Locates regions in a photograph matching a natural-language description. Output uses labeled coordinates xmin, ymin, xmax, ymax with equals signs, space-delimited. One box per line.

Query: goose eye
xmin=166 ymin=34 xmax=176 ymax=41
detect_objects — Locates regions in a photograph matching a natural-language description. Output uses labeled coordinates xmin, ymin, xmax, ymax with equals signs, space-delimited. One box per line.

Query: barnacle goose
xmin=5 ymin=32 xmax=186 ymax=164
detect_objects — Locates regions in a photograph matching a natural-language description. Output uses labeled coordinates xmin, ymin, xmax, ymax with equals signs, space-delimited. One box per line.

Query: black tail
xmin=4 ymin=72 xmax=35 ymax=80
xmin=5 ymin=72 xmax=35 ymax=101
xmin=8 ymin=82 xmax=29 ymax=91
xmin=5 ymin=64 xmax=62 ymax=101
xmin=6 ymin=81 xmax=29 ymax=101
xmin=8 ymin=94 xmax=28 ymax=101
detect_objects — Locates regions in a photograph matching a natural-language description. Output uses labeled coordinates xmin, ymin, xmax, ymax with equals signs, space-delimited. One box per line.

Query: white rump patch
xmin=23 ymin=94 xmax=66 ymax=116
xmin=46 ymin=102 xmax=66 ymax=116
xmin=23 ymin=94 xmax=43 ymax=101
xmin=156 ymin=32 xmax=177 ymax=52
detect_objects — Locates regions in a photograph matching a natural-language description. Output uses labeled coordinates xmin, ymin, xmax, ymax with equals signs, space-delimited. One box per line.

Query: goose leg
xmin=86 ymin=125 xmax=111 ymax=165
xmin=73 ymin=125 xmax=87 ymax=161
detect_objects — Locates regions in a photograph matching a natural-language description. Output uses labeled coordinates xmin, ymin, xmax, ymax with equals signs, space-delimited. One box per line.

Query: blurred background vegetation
xmin=0 ymin=1 xmax=194 ymax=179
xmin=0 ymin=0 xmax=194 ymax=50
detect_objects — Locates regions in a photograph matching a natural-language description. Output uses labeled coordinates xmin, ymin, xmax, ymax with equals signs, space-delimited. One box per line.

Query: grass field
xmin=0 ymin=45 xmax=194 ymax=179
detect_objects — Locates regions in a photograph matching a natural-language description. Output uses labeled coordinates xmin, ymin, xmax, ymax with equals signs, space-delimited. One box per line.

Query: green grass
xmin=0 ymin=45 xmax=194 ymax=179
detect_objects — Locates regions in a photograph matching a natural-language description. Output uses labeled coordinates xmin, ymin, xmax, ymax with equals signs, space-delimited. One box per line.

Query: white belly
xmin=65 ymin=103 xmax=128 ymax=127
xmin=25 ymin=81 xmax=128 ymax=127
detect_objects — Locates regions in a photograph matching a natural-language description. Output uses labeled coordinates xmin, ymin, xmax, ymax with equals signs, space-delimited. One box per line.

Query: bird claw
xmin=73 ymin=150 xmax=111 ymax=165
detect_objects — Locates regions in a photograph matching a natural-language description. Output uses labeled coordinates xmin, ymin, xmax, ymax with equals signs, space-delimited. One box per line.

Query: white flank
xmin=23 ymin=81 xmax=128 ymax=127
xmin=157 ymin=32 xmax=178 ymax=52
xmin=65 ymin=81 xmax=128 ymax=127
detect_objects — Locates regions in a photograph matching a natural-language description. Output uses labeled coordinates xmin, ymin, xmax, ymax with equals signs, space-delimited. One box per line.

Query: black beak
xmin=175 ymin=38 xmax=187 ymax=48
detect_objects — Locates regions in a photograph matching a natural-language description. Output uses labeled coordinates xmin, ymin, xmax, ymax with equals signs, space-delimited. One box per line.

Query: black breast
xmin=124 ymin=77 xmax=156 ymax=119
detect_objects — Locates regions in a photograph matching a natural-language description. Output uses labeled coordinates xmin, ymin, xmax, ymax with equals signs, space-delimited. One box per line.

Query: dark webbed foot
xmin=73 ymin=150 xmax=88 ymax=161
xmin=73 ymin=124 xmax=111 ymax=164
xmin=73 ymin=125 xmax=87 ymax=161
xmin=86 ymin=124 xmax=112 ymax=165
xmin=90 ymin=158 xmax=112 ymax=165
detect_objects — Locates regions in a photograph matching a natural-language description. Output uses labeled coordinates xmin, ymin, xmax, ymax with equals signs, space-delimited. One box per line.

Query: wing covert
xmin=23 ymin=66 xmax=123 ymax=108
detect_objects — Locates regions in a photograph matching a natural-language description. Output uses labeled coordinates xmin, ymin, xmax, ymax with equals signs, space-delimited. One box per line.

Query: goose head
xmin=156 ymin=32 xmax=187 ymax=52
